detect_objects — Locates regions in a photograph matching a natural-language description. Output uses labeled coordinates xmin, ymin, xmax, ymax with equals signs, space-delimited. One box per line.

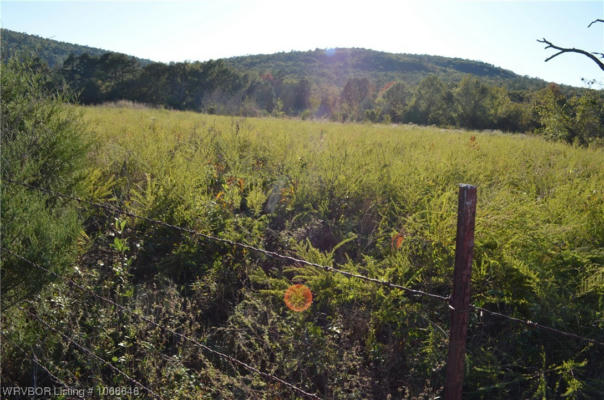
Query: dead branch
xmin=587 ymin=19 xmax=603 ymax=28
xmin=537 ymin=38 xmax=604 ymax=71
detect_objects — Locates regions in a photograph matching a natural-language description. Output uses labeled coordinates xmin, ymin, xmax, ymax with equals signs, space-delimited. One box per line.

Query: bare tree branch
xmin=587 ymin=19 xmax=603 ymax=28
xmin=537 ymin=38 xmax=604 ymax=71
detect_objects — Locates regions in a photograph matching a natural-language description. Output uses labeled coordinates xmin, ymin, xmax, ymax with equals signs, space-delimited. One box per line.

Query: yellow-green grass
xmin=70 ymin=104 xmax=604 ymax=395
xmin=80 ymin=104 xmax=603 ymax=305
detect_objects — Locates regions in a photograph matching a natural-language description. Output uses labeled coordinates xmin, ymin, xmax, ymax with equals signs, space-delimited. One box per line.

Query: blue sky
xmin=2 ymin=1 xmax=602 ymax=87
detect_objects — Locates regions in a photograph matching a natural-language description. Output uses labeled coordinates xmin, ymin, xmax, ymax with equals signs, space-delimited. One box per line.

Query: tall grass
xmin=51 ymin=105 xmax=604 ymax=397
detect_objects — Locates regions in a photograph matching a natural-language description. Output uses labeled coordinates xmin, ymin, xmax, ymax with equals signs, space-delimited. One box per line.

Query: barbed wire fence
xmin=1 ymin=178 xmax=603 ymax=399
xmin=1 ymin=333 xmax=87 ymax=400
xmin=24 ymin=307 xmax=166 ymax=400
xmin=4 ymin=179 xmax=449 ymax=302
xmin=2 ymin=248 xmax=322 ymax=399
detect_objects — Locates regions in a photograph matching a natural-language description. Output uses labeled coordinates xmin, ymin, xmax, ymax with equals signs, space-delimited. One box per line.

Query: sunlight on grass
xmin=71 ymin=104 xmax=604 ymax=396
xmin=81 ymin=103 xmax=603 ymax=307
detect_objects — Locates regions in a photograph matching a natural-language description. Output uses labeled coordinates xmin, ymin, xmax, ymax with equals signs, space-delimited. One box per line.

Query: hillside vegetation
xmin=4 ymin=30 xmax=603 ymax=145
xmin=3 ymin=77 xmax=603 ymax=398
xmin=1 ymin=29 xmax=151 ymax=67
xmin=225 ymin=47 xmax=542 ymax=89
xmin=1 ymin=29 xmax=533 ymax=85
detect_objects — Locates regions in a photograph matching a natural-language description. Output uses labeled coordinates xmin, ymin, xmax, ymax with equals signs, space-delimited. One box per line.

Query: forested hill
xmin=2 ymin=29 xmax=546 ymax=90
xmin=3 ymin=29 xmax=601 ymax=144
xmin=225 ymin=48 xmax=547 ymax=90
xmin=1 ymin=29 xmax=152 ymax=67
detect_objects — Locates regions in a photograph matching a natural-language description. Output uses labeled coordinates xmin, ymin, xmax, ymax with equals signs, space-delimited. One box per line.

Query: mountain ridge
xmin=2 ymin=28 xmax=549 ymax=91
xmin=224 ymin=47 xmax=549 ymax=91
xmin=1 ymin=29 xmax=153 ymax=67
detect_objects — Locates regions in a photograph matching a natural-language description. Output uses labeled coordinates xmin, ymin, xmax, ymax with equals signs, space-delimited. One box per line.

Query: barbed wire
xmin=469 ymin=305 xmax=603 ymax=347
xmin=2 ymin=248 xmax=322 ymax=399
xmin=4 ymin=178 xmax=604 ymax=348
xmin=0 ymin=333 xmax=86 ymax=400
xmin=3 ymin=178 xmax=450 ymax=303
xmin=21 ymin=307 xmax=166 ymax=400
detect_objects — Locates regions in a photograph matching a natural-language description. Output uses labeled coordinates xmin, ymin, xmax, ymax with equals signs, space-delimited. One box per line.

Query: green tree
xmin=98 ymin=52 xmax=138 ymax=85
xmin=132 ymin=62 xmax=171 ymax=104
xmin=406 ymin=75 xmax=454 ymax=126
xmin=454 ymin=76 xmax=496 ymax=129
xmin=1 ymin=58 xmax=90 ymax=309
xmin=247 ymin=79 xmax=275 ymax=113
xmin=382 ymin=81 xmax=411 ymax=122
xmin=571 ymin=89 xmax=604 ymax=145
xmin=316 ymin=89 xmax=338 ymax=118
xmin=533 ymin=83 xmax=574 ymax=142
xmin=292 ymin=78 xmax=311 ymax=113
xmin=492 ymin=93 xmax=533 ymax=132
xmin=60 ymin=53 xmax=104 ymax=103
xmin=340 ymin=77 xmax=372 ymax=120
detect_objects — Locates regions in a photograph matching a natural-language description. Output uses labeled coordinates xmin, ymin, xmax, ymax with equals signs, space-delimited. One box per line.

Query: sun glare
xmin=284 ymin=284 xmax=313 ymax=312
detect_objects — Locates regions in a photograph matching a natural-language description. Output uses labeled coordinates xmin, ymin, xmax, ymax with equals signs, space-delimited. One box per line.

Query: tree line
xmin=29 ymin=51 xmax=604 ymax=145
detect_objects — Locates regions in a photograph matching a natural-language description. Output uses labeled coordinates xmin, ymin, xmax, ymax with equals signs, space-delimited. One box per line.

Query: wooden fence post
xmin=444 ymin=184 xmax=477 ymax=400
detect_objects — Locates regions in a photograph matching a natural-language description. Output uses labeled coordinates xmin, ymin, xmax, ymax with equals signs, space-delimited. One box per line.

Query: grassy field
xmin=83 ymin=104 xmax=603 ymax=269
xmin=7 ymin=102 xmax=602 ymax=399
xmin=75 ymin=104 xmax=603 ymax=397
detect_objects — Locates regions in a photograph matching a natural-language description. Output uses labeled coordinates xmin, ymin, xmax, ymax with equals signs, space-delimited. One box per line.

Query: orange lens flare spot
xmin=392 ymin=233 xmax=404 ymax=250
xmin=284 ymin=284 xmax=313 ymax=312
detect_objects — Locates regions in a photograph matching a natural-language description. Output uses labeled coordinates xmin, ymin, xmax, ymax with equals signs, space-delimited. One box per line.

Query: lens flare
xmin=391 ymin=233 xmax=404 ymax=250
xmin=284 ymin=284 xmax=313 ymax=312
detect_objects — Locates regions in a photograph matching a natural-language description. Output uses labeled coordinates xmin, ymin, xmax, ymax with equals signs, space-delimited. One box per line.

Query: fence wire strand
xmin=469 ymin=305 xmax=603 ymax=347
xmin=4 ymin=178 xmax=450 ymax=303
xmin=2 ymin=248 xmax=322 ymax=400
xmin=1 ymin=333 xmax=86 ymax=400
xmin=3 ymin=178 xmax=603 ymax=350
xmin=21 ymin=307 xmax=167 ymax=400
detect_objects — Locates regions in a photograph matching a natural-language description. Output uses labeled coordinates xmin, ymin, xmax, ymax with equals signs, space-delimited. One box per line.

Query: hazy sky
xmin=2 ymin=1 xmax=603 ymax=87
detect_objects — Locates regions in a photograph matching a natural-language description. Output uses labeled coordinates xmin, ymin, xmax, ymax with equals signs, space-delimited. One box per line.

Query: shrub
xmin=1 ymin=57 xmax=90 ymax=308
